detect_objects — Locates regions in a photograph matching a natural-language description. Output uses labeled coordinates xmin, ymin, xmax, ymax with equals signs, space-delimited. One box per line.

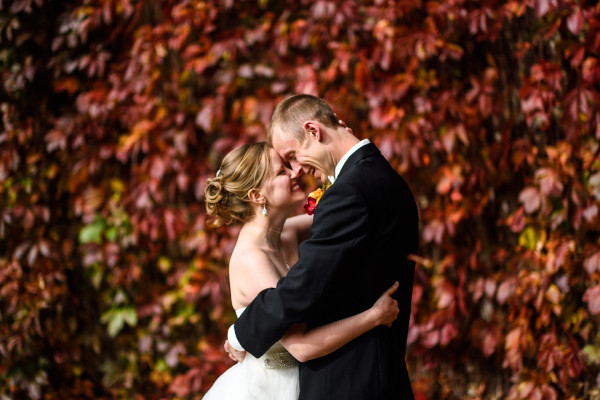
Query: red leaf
xmin=584 ymin=252 xmax=600 ymax=275
xmin=27 ymin=244 xmax=38 ymax=267
xmin=518 ymin=381 xmax=534 ymax=398
xmin=535 ymin=168 xmax=563 ymax=196
xmin=164 ymin=210 xmax=176 ymax=242
xmin=353 ymin=59 xmax=371 ymax=93
xmin=150 ymin=156 xmax=166 ymax=180
xmin=45 ymin=129 xmax=67 ymax=152
xmin=440 ymin=323 xmax=458 ymax=346
xmin=583 ymin=285 xmax=600 ymax=314
xmin=294 ymin=65 xmax=318 ymax=96
xmin=482 ymin=329 xmax=499 ymax=357
xmin=530 ymin=387 xmax=543 ymax=400
xmin=542 ymin=385 xmax=557 ymax=400
xmin=422 ymin=329 xmax=439 ymax=348
xmin=551 ymin=240 xmax=573 ymax=271
xmin=505 ymin=327 xmax=521 ymax=352
xmin=566 ymin=8 xmax=584 ymax=36
xmin=582 ymin=57 xmax=600 ymax=83
xmin=407 ymin=324 xmax=420 ymax=345
xmin=170 ymin=375 xmax=190 ymax=397
xmin=521 ymin=94 xmax=543 ymax=114
xmin=177 ymin=173 xmax=189 ymax=191
xmin=196 ymin=102 xmax=215 ymax=133
xmin=534 ymin=0 xmax=557 ymax=18
xmin=570 ymin=46 xmax=586 ymax=68
xmin=519 ymin=186 xmax=541 ymax=214
xmin=436 ymin=172 xmax=452 ymax=195
xmin=508 ymin=207 xmax=526 ymax=233
xmin=38 ymin=239 xmax=51 ymax=257
xmin=497 ymin=279 xmax=514 ymax=304
xmin=23 ymin=208 xmax=34 ymax=230
xmin=484 ymin=279 xmax=496 ymax=298
xmin=423 ymin=219 xmax=444 ymax=244
xmin=583 ymin=204 xmax=598 ymax=223
xmin=437 ymin=283 xmax=454 ymax=309
xmin=54 ymin=77 xmax=80 ymax=94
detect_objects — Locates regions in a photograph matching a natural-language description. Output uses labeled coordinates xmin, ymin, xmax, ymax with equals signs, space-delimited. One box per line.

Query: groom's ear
xmin=303 ymin=121 xmax=321 ymax=142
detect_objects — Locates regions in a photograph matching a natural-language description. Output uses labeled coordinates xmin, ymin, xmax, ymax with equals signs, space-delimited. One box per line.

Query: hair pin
xmin=216 ymin=169 xmax=221 ymax=177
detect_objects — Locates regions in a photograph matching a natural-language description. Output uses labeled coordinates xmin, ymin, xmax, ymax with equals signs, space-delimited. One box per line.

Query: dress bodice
xmin=235 ymin=308 xmax=298 ymax=369
xmin=203 ymin=307 xmax=299 ymax=400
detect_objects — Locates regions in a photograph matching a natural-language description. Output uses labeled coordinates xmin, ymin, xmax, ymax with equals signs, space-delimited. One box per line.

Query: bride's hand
xmin=334 ymin=113 xmax=354 ymax=135
xmin=224 ymin=340 xmax=246 ymax=363
xmin=371 ymin=281 xmax=400 ymax=327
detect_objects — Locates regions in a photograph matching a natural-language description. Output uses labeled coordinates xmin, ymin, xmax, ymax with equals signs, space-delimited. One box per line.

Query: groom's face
xmin=271 ymin=124 xmax=329 ymax=182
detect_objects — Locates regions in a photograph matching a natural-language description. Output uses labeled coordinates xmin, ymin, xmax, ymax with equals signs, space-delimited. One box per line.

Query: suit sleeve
xmin=234 ymin=182 xmax=369 ymax=357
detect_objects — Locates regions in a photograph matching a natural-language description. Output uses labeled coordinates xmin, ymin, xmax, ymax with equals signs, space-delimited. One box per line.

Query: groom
xmin=228 ymin=94 xmax=418 ymax=399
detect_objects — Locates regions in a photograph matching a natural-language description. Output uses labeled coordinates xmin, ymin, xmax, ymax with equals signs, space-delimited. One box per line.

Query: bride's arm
xmin=283 ymin=214 xmax=313 ymax=244
xmin=279 ymin=282 xmax=399 ymax=363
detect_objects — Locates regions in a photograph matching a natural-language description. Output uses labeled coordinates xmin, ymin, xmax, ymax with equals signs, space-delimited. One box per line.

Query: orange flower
xmin=304 ymin=184 xmax=331 ymax=215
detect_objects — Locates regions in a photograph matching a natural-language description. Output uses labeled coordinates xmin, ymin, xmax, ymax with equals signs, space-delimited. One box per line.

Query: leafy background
xmin=1 ymin=0 xmax=599 ymax=399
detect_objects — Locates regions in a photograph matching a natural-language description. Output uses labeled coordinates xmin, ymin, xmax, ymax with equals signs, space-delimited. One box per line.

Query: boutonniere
xmin=304 ymin=183 xmax=332 ymax=215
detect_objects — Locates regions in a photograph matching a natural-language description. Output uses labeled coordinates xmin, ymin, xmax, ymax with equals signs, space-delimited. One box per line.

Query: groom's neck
xmin=329 ymin=129 xmax=360 ymax=165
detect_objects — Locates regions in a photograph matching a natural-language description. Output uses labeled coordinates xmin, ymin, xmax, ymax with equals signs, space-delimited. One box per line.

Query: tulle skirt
xmin=203 ymin=347 xmax=299 ymax=400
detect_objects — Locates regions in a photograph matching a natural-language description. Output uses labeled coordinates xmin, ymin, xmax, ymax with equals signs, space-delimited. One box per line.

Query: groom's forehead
xmin=272 ymin=126 xmax=298 ymax=151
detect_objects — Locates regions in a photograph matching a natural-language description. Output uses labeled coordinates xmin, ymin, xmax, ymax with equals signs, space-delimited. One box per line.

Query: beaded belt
xmin=263 ymin=351 xmax=298 ymax=369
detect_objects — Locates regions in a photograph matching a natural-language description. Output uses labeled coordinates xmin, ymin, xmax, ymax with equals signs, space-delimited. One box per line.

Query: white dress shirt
xmin=328 ymin=139 xmax=370 ymax=184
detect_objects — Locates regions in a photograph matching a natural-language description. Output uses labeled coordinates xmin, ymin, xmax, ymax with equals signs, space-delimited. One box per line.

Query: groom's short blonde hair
xmin=267 ymin=94 xmax=340 ymax=145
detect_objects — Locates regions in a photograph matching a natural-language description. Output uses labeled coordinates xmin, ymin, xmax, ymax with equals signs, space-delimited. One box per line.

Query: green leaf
xmin=518 ymin=226 xmax=546 ymax=251
xmin=101 ymin=309 xmax=122 ymax=337
xmin=101 ymin=306 xmax=137 ymax=337
xmin=158 ymin=256 xmax=172 ymax=273
xmin=79 ymin=217 xmax=107 ymax=244
xmin=583 ymin=345 xmax=600 ymax=364
xmin=122 ymin=306 xmax=138 ymax=327
xmin=88 ymin=264 xmax=103 ymax=289
xmin=105 ymin=226 xmax=118 ymax=242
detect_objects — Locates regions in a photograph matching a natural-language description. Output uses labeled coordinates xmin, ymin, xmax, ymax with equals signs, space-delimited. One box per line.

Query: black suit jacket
xmin=234 ymin=143 xmax=418 ymax=400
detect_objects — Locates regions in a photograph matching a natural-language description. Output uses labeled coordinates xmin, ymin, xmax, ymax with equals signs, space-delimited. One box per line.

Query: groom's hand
xmin=224 ymin=340 xmax=246 ymax=363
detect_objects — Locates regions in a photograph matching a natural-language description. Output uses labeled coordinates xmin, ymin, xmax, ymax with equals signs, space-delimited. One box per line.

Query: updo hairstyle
xmin=204 ymin=142 xmax=271 ymax=227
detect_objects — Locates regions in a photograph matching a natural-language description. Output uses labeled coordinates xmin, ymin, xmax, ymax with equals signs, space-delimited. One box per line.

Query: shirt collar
xmin=328 ymin=139 xmax=370 ymax=184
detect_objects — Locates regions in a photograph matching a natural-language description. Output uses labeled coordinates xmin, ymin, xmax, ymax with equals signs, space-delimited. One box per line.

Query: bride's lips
xmin=291 ymin=182 xmax=302 ymax=192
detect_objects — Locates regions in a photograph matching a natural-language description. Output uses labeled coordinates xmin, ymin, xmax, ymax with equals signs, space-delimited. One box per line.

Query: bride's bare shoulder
xmin=230 ymin=245 xmax=267 ymax=271
xmin=230 ymin=245 xmax=279 ymax=280
xmin=229 ymin=245 xmax=280 ymax=305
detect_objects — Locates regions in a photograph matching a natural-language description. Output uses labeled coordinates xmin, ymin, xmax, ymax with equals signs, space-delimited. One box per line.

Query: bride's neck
xmin=243 ymin=211 xmax=286 ymax=249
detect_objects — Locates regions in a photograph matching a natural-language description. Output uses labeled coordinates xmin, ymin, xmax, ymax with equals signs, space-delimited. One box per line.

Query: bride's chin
xmin=289 ymin=197 xmax=305 ymax=208
xmin=277 ymin=199 xmax=304 ymax=212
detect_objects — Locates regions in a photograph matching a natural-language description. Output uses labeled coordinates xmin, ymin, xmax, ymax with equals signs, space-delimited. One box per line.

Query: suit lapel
xmin=335 ymin=143 xmax=380 ymax=182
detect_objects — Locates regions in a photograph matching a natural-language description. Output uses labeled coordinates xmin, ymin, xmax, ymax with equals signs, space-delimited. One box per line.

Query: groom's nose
xmin=289 ymin=161 xmax=302 ymax=179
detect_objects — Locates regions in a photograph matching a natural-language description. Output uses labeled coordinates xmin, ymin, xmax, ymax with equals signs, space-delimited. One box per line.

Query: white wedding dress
xmin=202 ymin=308 xmax=300 ymax=400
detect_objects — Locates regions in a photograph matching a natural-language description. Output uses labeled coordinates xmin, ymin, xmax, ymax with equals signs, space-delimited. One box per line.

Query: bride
xmin=202 ymin=141 xmax=400 ymax=399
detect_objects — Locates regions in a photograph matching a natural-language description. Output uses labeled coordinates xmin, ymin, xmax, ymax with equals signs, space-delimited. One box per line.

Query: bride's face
xmin=260 ymin=149 xmax=306 ymax=210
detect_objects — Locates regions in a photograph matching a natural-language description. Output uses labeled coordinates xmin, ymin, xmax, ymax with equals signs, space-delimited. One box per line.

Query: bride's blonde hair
xmin=204 ymin=142 xmax=271 ymax=227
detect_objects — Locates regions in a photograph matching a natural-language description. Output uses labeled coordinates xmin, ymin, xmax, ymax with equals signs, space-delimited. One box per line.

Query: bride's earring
xmin=262 ymin=203 xmax=267 ymax=216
